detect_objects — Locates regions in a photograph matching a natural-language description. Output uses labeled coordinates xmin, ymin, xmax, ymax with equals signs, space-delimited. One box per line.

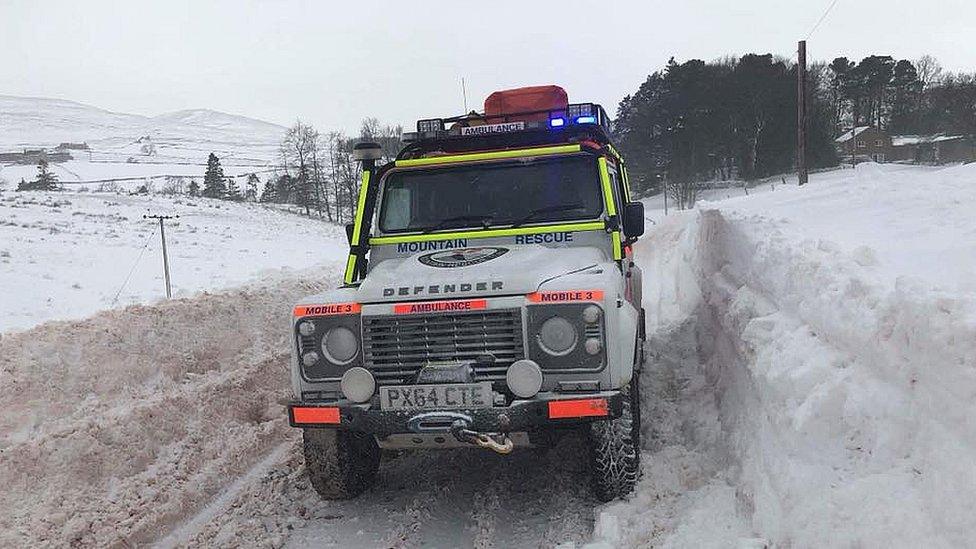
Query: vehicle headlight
xmin=322 ymin=326 xmax=359 ymax=364
xmin=537 ymin=316 xmax=578 ymax=356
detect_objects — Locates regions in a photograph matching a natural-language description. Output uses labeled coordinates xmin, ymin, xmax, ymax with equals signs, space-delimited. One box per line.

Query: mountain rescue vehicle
xmin=287 ymin=85 xmax=646 ymax=501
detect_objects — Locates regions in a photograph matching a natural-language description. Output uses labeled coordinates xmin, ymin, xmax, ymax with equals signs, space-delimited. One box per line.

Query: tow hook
xmin=450 ymin=420 xmax=514 ymax=455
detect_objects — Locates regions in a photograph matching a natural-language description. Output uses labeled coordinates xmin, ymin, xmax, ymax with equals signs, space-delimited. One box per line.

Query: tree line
xmin=258 ymin=118 xmax=401 ymax=223
xmin=614 ymin=53 xmax=975 ymax=204
xmin=142 ymin=118 xmax=402 ymax=224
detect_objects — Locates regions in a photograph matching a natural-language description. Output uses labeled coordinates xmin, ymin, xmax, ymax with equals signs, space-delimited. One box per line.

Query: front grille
xmin=362 ymin=309 xmax=524 ymax=387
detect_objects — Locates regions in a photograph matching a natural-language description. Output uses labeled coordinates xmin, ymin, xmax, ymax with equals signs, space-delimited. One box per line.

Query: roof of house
xmin=891 ymin=134 xmax=965 ymax=147
xmin=835 ymin=126 xmax=872 ymax=143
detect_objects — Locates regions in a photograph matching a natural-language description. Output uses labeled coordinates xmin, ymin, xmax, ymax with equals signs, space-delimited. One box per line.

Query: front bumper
xmin=287 ymin=391 xmax=623 ymax=436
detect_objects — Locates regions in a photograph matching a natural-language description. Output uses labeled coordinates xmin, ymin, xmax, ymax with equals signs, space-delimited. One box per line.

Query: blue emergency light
xmin=575 ymin=116 xmax=596 ymax=124
xmin=549 ymin=117 xmax=566 ymax=127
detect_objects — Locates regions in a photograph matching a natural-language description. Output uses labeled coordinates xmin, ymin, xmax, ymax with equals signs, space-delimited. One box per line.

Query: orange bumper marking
xmin=393 ymin=299 xmax=488 ymax=315
xmin=547 ymin=398 xmax=609 ymax=419
xmin=527 ymin=290 xmax=605 ymax=303
xmin=293 ymin=303 xmax=361 ymax=317
xmin=291 ymin=406 xmax=340 ymax=425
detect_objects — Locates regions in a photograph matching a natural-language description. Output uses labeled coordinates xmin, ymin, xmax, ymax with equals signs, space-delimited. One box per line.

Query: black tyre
xmin=302 ymin=428 xmax=380 ymax=500
xmin=587 ymin=379 xmax=642 ymax=502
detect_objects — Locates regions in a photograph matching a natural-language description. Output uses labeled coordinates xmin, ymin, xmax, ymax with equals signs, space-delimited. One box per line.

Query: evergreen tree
xmin=259 ymin=178 xmax=277 ymax=203
xmin=18 ymin=158 xmax=60 ymax=191
xmin=202 ymin=153 xmax=226 ymax=198
xmin=188 ymin=179 xmax=200 ymax=197
xmin=225 ymin=177 xmax=242 ymax=201
xmin=245 ymin=173 xmax=260 ymax=201
xmin=888 ymin=60 xmax=922 ymax=133
xmin=274 ymin=174 xmax=294 ymax=204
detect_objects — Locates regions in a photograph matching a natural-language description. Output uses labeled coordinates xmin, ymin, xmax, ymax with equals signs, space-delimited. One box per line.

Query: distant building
xmin=889 ymin=134 xmax=975 ymax=164
xmin=835 ymin=126 xmax=892 ymax=163
xmin=0 ymin=148 xmax=71 ymax=164
xmin=55 ymin=142 xmax=89 ymax=151
xmin=835 ymin=127 xmax=975 ymax=165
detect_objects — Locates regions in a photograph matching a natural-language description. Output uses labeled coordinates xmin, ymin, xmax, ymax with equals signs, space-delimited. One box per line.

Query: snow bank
xmin=597 ymin=163 xmax=976 ymax=547
xmin=0 ymin=269 xmax=338 ymax=547
xmin=0 ymin=188 xmax=346 ymax=332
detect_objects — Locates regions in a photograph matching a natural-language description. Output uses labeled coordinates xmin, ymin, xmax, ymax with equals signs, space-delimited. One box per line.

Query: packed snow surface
xmin=0 ymin=189 xmax=345 ymax=332
xmin=1 ymin=162 xmax=974 ymax=547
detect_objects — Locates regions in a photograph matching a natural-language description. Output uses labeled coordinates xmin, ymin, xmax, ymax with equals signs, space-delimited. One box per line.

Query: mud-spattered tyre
xmin=303 ymin=428 xmax=380 ymax=500
xmin=587 ymin=378 xmax=642 ymax=502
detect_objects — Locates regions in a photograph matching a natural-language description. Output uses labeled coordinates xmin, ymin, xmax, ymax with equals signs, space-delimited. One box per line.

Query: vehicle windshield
xmin=378 ymin=155 xmax=603 ymax=233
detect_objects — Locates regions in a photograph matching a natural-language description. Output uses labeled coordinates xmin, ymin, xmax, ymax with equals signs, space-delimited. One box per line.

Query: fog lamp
xmin=506 ymin=359 xmax=543 ymax=398
xmin=341 ymin=367 xmax=376 ymax=403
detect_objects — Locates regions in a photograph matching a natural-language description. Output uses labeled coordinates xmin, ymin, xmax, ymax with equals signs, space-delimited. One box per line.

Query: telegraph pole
xmin=797 ymin=40 xmax=809 ymax=186
xmin=143 ymin=213 xmax=179 ymax=298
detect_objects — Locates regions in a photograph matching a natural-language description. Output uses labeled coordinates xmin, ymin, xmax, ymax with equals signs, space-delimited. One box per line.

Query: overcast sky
xmin=1 ymin=0 xmax=972 ymax=134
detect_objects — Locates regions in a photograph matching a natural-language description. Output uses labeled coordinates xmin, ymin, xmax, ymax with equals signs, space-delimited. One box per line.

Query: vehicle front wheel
xmin=587 ymin=380 xmax=642 ymax=502
xmin=302 ymin=428 xmax=380 ymax=500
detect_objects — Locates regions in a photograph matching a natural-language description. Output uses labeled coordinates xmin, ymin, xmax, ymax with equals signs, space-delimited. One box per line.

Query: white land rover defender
xmin=287 ymin=86 xmax=646 ymax=502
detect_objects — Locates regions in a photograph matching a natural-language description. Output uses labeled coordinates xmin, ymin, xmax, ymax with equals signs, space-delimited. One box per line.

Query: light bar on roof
xmin=417 ymin=118 xmax=445 ymax=132
xmin=567 ymin=103 xmax=594 ymax=119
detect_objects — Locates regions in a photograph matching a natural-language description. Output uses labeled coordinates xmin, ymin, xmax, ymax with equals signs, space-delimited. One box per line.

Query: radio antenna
xmin=461 ymin=77 xmax=468 ymax=113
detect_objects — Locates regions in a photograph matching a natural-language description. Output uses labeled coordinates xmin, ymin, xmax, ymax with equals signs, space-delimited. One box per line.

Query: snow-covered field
xmin=1 ymin=162 xmax=974 ymax=547
xmin=0 ymin=189 xmax=346 ymax=332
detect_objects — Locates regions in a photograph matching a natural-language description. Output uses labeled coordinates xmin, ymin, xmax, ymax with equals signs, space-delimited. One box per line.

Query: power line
xmin=112 ymin=226 xmax=157 ymax=305
xmin=806 ymin=0 xmax=841 ymax=39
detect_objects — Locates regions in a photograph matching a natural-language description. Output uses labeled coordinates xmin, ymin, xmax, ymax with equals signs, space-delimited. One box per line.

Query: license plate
xmin=379 ymin=382 xmax=493 ymax=411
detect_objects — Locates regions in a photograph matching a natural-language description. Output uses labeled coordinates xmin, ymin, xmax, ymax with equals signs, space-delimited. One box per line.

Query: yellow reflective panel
xmin=598 ymin=157 xmax=618 ymax=216
xmin=343 ymin=255 xmax=357 ymax=284
xmin=344 ymin=169 xmax=372 ymax=284
xmin=369 ymin=221 xmax=605 ymax=245
xmin=611 ymin=231 xmax=623 ymax=260
xmin=394 ymin=144 xmax=581 ymax=168
xmin=350 ymin=170 xmax=371 ymax=242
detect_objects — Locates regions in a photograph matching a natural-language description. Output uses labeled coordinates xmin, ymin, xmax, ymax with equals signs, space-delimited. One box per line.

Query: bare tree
xmin=281 ymin=121 xmax=319 ymax=216
xmin=915 ymin=55 xmax=944 ymax=91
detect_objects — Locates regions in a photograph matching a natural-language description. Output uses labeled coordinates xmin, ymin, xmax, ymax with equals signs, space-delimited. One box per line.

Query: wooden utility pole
xmin=797 ymin=40 xmax=809 ymax=186
xmin=144 ymin=213 xmax=179 ymax=298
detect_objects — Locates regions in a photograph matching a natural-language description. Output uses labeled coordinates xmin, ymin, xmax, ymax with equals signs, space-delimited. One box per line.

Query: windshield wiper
xmin=421 ymin=214 xmax=494 ymax=234
xmin=509 ymin=203 xmax=586 ymax=228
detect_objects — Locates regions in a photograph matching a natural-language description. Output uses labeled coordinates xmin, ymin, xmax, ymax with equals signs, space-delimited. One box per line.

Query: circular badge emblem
xmin=418 ymin=247 xmax=509 ymax=268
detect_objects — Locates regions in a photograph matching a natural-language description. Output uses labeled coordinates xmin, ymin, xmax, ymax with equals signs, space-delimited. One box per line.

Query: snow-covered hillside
xmin=0 ymin=95 xmax=286 ymax=166
xmin=0 ymin=189 xmax=346 ymax=332
xmin=595 ymin=162 xmax=976 ymax=548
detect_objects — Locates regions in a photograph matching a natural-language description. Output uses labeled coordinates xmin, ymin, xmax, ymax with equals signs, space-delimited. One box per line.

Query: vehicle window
xmin=378 ymin=155 xmax=603 ymax=233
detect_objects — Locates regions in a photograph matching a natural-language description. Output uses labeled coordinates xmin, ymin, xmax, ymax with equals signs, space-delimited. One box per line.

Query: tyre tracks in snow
xmin=181 ymin=434 xmax=596 ymax=548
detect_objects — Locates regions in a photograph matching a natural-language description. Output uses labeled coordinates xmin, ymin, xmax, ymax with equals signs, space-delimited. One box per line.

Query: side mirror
xmin=345 ymin=223 xmax=355 ymax=245
xmin=622 ymin=202 xmax=645 ymax=238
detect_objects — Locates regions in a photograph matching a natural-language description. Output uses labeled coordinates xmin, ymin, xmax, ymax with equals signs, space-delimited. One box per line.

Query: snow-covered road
xmin=2 ymin=163 xmax=974 ymax=547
